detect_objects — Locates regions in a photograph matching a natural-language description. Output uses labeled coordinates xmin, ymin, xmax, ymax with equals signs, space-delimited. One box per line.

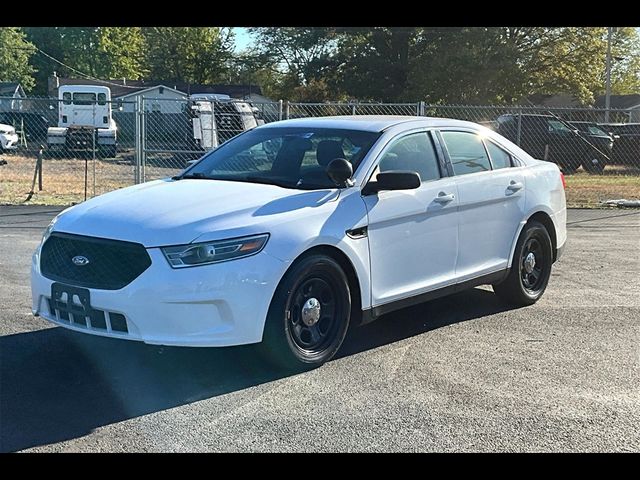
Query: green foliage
xmin=15 ymin=26 xmax=640 ymax=104
xmin=144 ymin=27 xmax=234 ymax=84
xmin=608 ymin=27 xmax=640 ymax=95
xmin=248 ymin=27 xmax=338 ymax=100
xmin=94 ymin=27 xmax=147 ymax=80
xmin=0 ymin=27 xmax=36 ymax=91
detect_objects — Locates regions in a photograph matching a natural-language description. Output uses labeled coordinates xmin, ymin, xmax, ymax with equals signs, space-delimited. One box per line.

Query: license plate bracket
xmin=51 ymin=282 xmax=92 ymax=324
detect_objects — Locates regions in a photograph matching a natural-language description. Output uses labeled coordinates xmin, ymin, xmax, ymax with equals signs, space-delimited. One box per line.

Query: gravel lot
xmin=0 ymin=206 xmax=638 ymax=452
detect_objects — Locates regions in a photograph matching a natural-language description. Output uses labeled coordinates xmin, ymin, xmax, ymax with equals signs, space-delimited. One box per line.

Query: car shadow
xmin=1 ymin=287 xmax=514 ymax=452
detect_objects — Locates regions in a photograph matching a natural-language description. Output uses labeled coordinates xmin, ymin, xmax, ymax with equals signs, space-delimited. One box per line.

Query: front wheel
xmin=259 ymin=254 xmax=351 ymax=371
xmin=493 ymin=221 xmax=553 ymax=306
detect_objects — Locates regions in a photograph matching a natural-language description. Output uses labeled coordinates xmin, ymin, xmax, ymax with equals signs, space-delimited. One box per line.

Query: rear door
xmin=438 ymin=129 xmax=526 ymax=280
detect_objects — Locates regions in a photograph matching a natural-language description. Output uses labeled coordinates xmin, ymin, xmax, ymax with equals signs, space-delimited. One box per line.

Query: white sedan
xmin=31 ymin=116 xmax=567 ymax=369
xmin=0 ymin=123 xmax=19 ymax=152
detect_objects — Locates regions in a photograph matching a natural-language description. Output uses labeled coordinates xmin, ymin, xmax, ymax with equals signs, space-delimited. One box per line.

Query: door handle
xmin=434 ymin=192 xmax=455 ymax=204
xmin=507 ymin=181 xmax=524 ymax=192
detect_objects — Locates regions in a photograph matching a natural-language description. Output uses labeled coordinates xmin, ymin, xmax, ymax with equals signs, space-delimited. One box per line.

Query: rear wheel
xmin=581 ymin=156 xmax=606 ymax=174
xmin=493 ymin=221 xmax=553 ymax=306
xmin=98 ymin=145 xmax=117 ymax=159
xmin=259 ymin=254 xmax=351 ymax=371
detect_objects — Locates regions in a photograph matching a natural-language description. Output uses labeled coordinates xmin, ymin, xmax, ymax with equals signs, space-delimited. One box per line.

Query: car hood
xmin=53 ymin=179 xmax=339 ymax=247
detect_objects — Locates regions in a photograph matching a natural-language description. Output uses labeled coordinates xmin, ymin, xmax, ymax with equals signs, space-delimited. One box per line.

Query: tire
xmin=492 ymin=221 xmax=553 ymax=307
xmin=559 ymin=161 xmax=580 ymax=175
xmin=98 ymin=146 xmax=117 ymax=159
xmin=259 ymin=254 xmax=351 ymax=371
xmin=581 ymin=156 xmax=606 ymax=174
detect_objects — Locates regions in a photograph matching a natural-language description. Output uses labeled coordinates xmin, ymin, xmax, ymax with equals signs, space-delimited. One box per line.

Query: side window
xmin=377 ymin=132 xmax=440 ymax=183
xmin=441 ymin=131 xmax=491 ymax=176
xmin=62 ymin=92 xmax=72 ymax=105
xmin=548 ymin=119 xmax=572 ymax=133
xmin=485 ymin=140 xmax=512 ymax=169
xmin=97 ymin=93 xmax=107 ymax=105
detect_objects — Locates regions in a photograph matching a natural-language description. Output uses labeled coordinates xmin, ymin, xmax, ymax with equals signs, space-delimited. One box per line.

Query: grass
xmin=1 ymin=152 xmax=640 ymax=208
xmin=564 ymin=167 xmax=640 ymax=208
xmin=0 ymin=152 xmax=178 ymax=206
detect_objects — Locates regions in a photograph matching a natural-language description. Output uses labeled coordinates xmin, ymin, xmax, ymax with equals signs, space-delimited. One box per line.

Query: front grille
xmin=46 ymin=297 xmax=129 ymax=333
xmin=41 ymin=232 xmax=151 ymax=290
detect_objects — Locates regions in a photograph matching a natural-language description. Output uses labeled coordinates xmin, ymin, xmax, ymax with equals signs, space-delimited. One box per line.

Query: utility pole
xmin=605 ymin=26 xmax=613 ymax=123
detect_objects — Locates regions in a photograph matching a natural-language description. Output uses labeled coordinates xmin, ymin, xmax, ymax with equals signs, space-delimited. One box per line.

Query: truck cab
xmin=47 ymin=85 xmax=118 ymax=158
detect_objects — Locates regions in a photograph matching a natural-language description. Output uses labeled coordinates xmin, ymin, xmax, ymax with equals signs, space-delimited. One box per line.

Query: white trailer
xmin=47 ymin=85 xmax=118 ymax=157
xmin=188 ymin=94 xmax=259 ymax=151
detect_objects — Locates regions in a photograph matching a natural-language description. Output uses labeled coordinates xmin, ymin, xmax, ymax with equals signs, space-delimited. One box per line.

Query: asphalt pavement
xmin=0 ymin=205 xmax=638 ymax=452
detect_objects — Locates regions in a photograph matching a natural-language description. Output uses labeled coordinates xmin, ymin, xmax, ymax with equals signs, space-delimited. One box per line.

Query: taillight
xmin=560 ymin=172 xmax=566 ymax=189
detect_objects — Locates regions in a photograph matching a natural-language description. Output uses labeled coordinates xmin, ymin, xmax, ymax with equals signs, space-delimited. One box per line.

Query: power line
xmin=33 ymin=46 xmax=142 ymax=90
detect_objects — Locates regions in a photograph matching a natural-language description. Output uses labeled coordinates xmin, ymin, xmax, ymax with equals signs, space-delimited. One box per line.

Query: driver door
xmin=362 ymin=131 xmax=459 ymax=308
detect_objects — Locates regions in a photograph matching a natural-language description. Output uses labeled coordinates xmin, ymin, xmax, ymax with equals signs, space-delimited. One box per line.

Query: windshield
xmin=183 ymin=127 xmax=381 ymax=189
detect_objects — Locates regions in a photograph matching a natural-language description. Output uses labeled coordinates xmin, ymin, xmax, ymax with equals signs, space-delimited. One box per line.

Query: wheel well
xmin=293 ymin=245 xmax=363 ymax=323
xmin=527 ymin=211 xmax=558 ymax=261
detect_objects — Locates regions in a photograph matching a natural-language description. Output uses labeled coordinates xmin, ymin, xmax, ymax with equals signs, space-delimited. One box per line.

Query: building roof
xmin=116 ymin=84 xmax=187 ymax=100
xmin=594 ymin=94 xmax=640 ymax=109
xmin=0 ymin=82 xmax=24 ymax=97
xmin=50 ymin=77 xmax=262 ymax=100
xmin=525 ymin=93 xmax=583 ymax=108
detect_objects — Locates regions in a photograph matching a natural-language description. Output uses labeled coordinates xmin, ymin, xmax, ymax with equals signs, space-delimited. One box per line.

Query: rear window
xmin=72 ymin=93 xmax=97 ymax=105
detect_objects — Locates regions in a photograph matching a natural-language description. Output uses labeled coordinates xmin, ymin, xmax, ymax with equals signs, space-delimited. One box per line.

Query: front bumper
xmin=31 ymin=245 xmax=287 ymax=347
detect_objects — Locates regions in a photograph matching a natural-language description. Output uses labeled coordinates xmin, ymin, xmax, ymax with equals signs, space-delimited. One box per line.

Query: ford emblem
xmin=72 ymin=255 xmax=90 ymax=266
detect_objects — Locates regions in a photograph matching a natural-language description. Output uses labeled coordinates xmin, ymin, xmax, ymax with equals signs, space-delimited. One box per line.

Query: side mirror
xmin=363 ymin=171 xmax=421 ymax=195
xmin=326 ymin=158 xmax=354 ymax=188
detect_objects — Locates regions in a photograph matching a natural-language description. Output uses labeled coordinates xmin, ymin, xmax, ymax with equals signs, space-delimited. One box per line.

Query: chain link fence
xmin=1 ymin=96 xmax=638 ymax=214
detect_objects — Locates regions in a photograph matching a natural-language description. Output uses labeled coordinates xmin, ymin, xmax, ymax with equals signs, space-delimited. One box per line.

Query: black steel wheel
xmin=260 ymin=254 xmax=351 ymax=370
xmin=493 ymin=220 xmax=553 ymax=306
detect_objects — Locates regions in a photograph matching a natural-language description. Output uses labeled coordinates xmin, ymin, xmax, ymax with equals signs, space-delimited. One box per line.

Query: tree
xmin=143 ymin=27 xmax=234 ymax=85
xmin=94 ymin=27 xmax=147 ymax=80
xmin=248 ymin=27 xmax=339 ymax=99
xmin=24 ymin=27 xmax=146 ymax=94
xmin=0 ymin=27 xmax=36 ymax=91
xmin=607 ymin=27 xmax=640 ymax=95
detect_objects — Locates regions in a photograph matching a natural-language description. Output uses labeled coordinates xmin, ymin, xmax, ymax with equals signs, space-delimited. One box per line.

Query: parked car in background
xmin=0 ymin=122 xmax=19 ymax=152
xmin=32 ymin=116 xmax=567 ymax=370
xmin=567 ymin=121 xmax=615 ymax=174
xmin=598 ymin=123 xmax=640 ymax=166
xmin=496 ymin=114 xmax=609 ymax=174
xmin=0 ymin=112 xmax=51 ymax=144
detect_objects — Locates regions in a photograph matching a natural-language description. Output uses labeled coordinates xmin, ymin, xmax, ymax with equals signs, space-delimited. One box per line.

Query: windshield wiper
xmin=173 ymin=172 xmax=209 ymax=180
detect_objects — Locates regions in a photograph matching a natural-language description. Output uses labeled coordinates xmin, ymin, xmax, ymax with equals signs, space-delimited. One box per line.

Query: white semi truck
xmin=47 ymin=85 xmax=118 ymax=157
xmin=187 ymin=94 xmax=260 ymax=151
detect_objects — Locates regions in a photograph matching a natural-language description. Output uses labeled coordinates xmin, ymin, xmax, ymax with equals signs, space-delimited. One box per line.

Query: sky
xmin=233 ymin=28 xmax=253 ymax=52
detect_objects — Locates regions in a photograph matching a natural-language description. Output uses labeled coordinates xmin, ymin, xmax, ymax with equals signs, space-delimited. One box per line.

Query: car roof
xmin=499 ymin=113 xmax=555 ymax=119
xmin=259 ymin=115 xmax=483 ymax=132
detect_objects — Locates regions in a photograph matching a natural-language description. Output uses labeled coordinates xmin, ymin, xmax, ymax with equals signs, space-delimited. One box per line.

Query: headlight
xmin=161 ymin=233 xmax=269 ymax=268
xmin=41 ymin=217 xmax=58 ymax=246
